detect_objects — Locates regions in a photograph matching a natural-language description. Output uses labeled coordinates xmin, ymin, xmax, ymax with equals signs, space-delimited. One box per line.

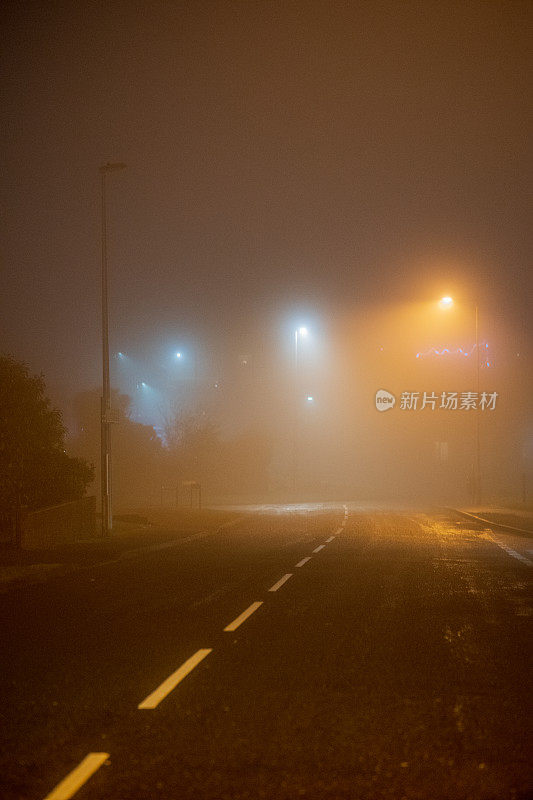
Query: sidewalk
xmin=0 ymin=508 xmax=241 ymax=592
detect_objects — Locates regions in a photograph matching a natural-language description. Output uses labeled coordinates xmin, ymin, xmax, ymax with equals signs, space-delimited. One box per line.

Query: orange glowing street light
xmin=438 ymin=295 xmax=454 ymax=309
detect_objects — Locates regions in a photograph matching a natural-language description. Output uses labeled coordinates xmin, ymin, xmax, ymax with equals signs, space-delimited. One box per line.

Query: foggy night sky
xmin=1 ymin=0 xmax=531 ymax=417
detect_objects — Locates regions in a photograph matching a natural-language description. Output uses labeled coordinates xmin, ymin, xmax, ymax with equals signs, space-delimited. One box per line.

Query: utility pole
xmin=100 ymin=162 xmax=126 ymax=536
xmin=474 ymin=304 xmax=481 ymax=506
xmin=292 ymin=327 xmax=308 ymax=496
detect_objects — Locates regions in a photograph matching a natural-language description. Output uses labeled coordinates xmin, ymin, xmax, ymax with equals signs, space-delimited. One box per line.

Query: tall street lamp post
xmin=474 ymin=303 xmax=481 ymax=505
xmin=292 ymin=327 xmax=308 ymax=494
xmin=439 ymin=296 xmax=481 ymax=505
xmin=100 ymin=162 xmax=126 ymax=536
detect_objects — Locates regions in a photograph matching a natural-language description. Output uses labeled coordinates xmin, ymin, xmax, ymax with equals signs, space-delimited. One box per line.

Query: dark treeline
xmin=0 ymin=356 xmax=94 ymax=539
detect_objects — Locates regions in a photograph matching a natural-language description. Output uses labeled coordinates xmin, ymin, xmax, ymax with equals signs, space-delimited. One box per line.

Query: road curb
xmin=116 ymin=515 xmax=246 ymax=561
xmin=0 ymin=515 xmax=248 ymax=592
xmin=446 ymin=507 xmax=533 ymax=538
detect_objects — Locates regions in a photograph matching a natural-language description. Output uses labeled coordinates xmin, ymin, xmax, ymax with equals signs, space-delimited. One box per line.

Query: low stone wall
xmin=21 ymin=496 xmax=96 ymax=550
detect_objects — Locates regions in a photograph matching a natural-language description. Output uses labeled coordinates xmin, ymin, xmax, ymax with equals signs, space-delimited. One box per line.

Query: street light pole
xmin=292 ymin=330 xmax=298 ymax=495
xmin=292 ymin=327 xmax=308 ymax=495
xmin=439 ymin=296 xmax=482 ymax=505
xmin=100 ymin=162 xmax=126 ymax=536
xmin=474 ymin=303 xmax=481 ymax=505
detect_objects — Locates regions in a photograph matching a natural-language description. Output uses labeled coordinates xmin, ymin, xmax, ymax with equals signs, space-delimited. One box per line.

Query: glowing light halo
xmin=438 ymin=296 xmax=454 ymax=309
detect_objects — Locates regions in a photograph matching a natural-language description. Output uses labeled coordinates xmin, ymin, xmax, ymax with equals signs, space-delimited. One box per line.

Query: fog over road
xmin=1 ymin=507 xmax=531 ymax=799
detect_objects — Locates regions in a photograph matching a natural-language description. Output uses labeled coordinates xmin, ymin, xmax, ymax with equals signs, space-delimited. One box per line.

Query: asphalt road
xmin=1 ymin=506 xmax=531 ymax=800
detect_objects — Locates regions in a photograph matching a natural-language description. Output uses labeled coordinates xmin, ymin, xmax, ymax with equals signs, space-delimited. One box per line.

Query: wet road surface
xmin=1 ymin=506 xmax=531 ymax=799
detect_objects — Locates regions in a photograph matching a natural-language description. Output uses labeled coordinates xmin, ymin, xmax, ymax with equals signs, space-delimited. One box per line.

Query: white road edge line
xmin=488 ymin=535 xmax=533 ymax=567
xmin=269 ymin=574 xmax=293 ymax=592
xmin=224 ymin=601 xmax=263 ymax=632
xmin=335 ymin=526 xmax=344 ymax=535
xmin=326 ymin=535 xmax=335 ymax=542
xmin=295 ymin=556 xmax=311 ymax=568
xmin=138 ymin=649 xmax=212 ymax=709
xmin=313 ymin=544 xmax=325 ymax=553
xmin=43 ymin=753 xmax=109 ymax=800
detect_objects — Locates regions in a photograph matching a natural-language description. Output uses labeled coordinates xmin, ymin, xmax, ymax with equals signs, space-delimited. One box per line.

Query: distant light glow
xmin=176 ymin=352 xmax=182 ymax=359
xmin=306 ymin=395 xmax=314 ymax=403
xmin=298 ymin=327 xmax=308 ymax=337
xmin=438 ymin=296 xmax=454 ymax=309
